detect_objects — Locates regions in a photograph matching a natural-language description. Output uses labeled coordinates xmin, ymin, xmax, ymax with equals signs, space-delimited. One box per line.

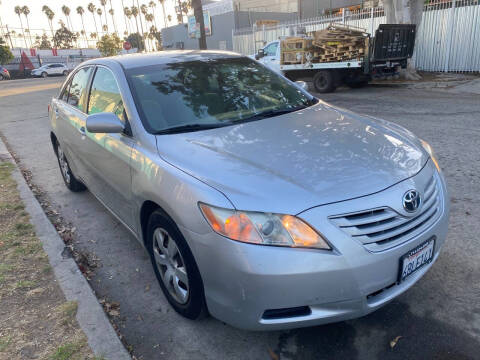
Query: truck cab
xmin=254 ymin=41 xmax=281 ymax=73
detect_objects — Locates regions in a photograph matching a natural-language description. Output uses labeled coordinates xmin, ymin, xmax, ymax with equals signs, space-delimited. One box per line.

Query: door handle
xmin=78 ymin=126 xmax=86 ymax=136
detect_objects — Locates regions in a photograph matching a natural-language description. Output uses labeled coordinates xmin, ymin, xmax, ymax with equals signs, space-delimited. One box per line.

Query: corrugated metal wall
xmin=233 ymin=0 xmax=480 ymax=72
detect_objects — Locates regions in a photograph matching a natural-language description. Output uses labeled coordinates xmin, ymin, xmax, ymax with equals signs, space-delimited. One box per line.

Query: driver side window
xmin=264 ymin=42 xmax=278 ymax=57
xmin=88 ymin=67 xmax=126 ymax=124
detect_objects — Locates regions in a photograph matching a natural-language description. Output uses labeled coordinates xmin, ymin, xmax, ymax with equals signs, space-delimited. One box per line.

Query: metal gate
xmin=233 ymin=0 xmax=480 ymax=72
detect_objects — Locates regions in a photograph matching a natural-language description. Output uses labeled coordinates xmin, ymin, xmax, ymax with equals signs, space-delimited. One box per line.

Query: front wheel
xmin=41 ymin=72 xmax=48 ymax=78
xmin=55 ymin=141 xmax=86 ymax=192
xmin=313 ymin=70 xmax=336 ymax=93
xmin=62 ymin=70 xmax=68 ymax=76
xmin=147 ymin=210 xmax=207 ymax=320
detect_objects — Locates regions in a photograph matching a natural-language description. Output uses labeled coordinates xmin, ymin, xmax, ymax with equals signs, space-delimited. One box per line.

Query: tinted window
xmin=264 ymin=42 xmax=278 ymax=56
xmin=126 ymin=57 xmax=315 ymax=133
xmin=88 ymin=67 xmax=125 ymax=123
xmin=67 ymin=67 xmax=92 ymax=110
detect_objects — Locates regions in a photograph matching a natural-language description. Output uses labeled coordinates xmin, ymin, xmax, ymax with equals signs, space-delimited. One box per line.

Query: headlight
xmin=420 ymin=139 xmax=441 ymax=172
xmin=199 ymin=203 xmax=331 ymax=249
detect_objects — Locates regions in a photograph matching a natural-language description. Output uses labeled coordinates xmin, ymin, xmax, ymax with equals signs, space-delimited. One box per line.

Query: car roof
xmin=82 ymin=50 xmax=244 ymax=70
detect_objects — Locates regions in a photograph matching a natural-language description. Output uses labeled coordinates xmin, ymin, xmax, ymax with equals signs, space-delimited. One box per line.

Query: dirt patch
xmin=0 ymin=160 xmax=98 ymax=360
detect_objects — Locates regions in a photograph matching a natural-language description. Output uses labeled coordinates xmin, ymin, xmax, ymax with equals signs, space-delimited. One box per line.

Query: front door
xmin=81 ymin=66 xmax=136 ymax=230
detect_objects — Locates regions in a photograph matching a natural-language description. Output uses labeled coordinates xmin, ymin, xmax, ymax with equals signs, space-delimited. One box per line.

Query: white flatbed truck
xmin=252 ymin=24 xmax=416 ymax=93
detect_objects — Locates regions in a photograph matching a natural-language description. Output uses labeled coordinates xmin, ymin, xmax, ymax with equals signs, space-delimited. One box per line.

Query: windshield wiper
xmin=237 ymin=105 xmax=309 ymax=123
xmin=154 ymin=123 xmax=228 ymax=135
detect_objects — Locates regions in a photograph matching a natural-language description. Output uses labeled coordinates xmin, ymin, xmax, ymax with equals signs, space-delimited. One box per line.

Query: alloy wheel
xmin=57 ymin=146 xmax=71 ymax=185
xmin=152 ymin=227 xmax=189 ymax=304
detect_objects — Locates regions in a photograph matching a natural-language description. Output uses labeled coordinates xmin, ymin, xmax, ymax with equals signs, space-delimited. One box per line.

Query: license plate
xmin=399 ymin=238 xmax=435 ymax=282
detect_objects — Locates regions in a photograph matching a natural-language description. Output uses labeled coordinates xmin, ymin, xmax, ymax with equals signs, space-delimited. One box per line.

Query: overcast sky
xmin=1 ymin=0 xmax=179 ymax=37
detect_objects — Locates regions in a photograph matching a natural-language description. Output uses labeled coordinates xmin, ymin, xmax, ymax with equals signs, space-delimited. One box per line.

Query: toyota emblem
xmin=403 ymin=190 xmax=421 ymax=213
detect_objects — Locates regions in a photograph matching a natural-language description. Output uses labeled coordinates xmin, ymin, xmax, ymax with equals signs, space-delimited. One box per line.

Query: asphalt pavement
xmin=0 ymin=77 xmax=478 ymax=360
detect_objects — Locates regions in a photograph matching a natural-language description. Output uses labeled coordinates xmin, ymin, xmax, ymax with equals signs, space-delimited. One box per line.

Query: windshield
xmin=126 ymin=57 xmax=316 ymax=134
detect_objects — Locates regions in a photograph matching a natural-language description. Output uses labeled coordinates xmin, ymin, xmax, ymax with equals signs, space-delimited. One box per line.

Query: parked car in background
xmin=31 ymin=63 xmax=69 ymax=78
xmin=0 ymin=66 xmax=10 ymax=80
xmin=49 ymin=51 xmax=449 ymax=331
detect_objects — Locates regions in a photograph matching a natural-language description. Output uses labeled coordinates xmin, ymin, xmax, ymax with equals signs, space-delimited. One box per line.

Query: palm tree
xmin=14 ymin=6 xmax=28 ymax=48
xmin=167 ymin=14 xmax=172 ymax=24
xmin=22 ymin=6 xmax=33 ymax=48
xmin=120 ymin=0 xmax=129 ymax=35
xmin=136 ymin=1 xmax=145 ymax=38
xmin=76 ymin=6 xmax=88 ymax=48
xmin=99 ymin=0 xmax=108 ymax=32
xmin=90 ymin=32 xmax=97 ymax=39
xmin=108 ymin=8 xmax=118 ymax=34
xmin=158 ymin=0 xmax=167 ymax=29
xmin=42 ymin=6 xmax=55 ymax=42
xmin=0 ymin=1 xmax=5 ymax=40
xmin=108 ymin=0 xmax=118 ymax=34
xmin=61 ymin=6 xmax=72 ymax=31
xmin=123 ymin=7 xmax=132 ymax=34
xmin=87 ymin=3 xmax=99 ymax=35
xmin=96 ymin=8 xmax=104 ymax=35
xmin=148 ymin=1 xmax=158 ymax=29
xmin=145 ymin=13 xmax=154 ymax=50
xmin=131 ymin=6 xmax=142 ymax=50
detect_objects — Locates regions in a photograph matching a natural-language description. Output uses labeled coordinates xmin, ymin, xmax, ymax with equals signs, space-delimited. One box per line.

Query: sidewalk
xmin=0 ymin=138 xmax=130 ymax=360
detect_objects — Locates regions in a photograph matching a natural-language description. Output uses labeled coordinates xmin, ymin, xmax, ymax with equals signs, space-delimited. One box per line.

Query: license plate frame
xmin=398 ymin=237 xmax=435 ymax=283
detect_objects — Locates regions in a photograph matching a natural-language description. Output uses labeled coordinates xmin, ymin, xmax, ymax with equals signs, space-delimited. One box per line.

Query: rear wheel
xmin=41 ymin=72 xmax=48 ymax=78
xmin=0 ymin=74 xmax=4 ymax=81
xmin=55 ymin=141 xmax=86 ymax=192
xmin=313 ymin=70 xmax=336 ymax=93
xmin=62 ymin=70 xmax=68 ymax=76
xmin=147 ymin=210 xmax=207 ymax=320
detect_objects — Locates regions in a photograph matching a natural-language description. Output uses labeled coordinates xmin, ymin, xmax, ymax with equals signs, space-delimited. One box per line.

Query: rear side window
xmin=67 ymin=67 xmax=92 ymax=111
xmin=59 ymin=79 xmax=71 ymax=102
xmin=88 ymin=67 xmax=125 ymax=123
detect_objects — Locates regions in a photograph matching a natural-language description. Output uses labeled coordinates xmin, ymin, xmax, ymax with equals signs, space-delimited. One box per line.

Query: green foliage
xmin=33 ymin=34 xmax=52 ymax=49
xmin=96 ymin=33 xmax=123 ymax=57
xmin=0 ymin=37 xmax=13 ymax=65
xmin=125 ymin=32 xmax=145 ymax=52
xmin=53 ymin=25 xmax=77 ymax=49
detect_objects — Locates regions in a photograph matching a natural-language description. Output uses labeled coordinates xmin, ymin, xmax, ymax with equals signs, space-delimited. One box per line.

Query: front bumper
xmin=182 ymin=161 xmax=449 ymax=330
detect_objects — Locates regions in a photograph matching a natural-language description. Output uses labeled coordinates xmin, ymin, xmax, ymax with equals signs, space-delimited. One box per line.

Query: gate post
xmin=370 ymin=7 xmax=375 ymax=36
xmin=444 ymin=0 xmax=457 ymax=72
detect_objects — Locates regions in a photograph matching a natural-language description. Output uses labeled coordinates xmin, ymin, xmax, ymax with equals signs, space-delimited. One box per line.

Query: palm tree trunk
xmin=80 ymin=16 xmax=88 ymax=48
xmin=25 ymin=16 xmax=33 ymax=47
xmin=160 ymin=2 xmax=167 ymax=29
xmin=18 ymin=15 xmax=28 ymax=48
xmin=92 ymin=14 xmax=98 ymax=35
xmin=121 ymin=0 xmax=128 ymax=35
xmin=136 ymin=0 xmax=145 ymax=37
xmin=103 ymin=5 xmax=108 ymax=31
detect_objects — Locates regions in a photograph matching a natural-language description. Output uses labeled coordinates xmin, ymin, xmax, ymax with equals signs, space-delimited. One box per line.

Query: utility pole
xmin=192 ymin=0 xmax=206 ymax=49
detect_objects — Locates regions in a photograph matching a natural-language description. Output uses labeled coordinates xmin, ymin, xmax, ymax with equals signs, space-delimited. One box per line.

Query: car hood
xmin=155 ymin=101 xmax=427 ymax=214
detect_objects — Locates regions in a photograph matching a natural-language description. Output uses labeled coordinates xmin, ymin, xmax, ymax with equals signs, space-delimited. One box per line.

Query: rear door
xmin=80 ymin=66 xmax=135 ymax=229
xmin=54 ymin=66 xmax=94 ymax=180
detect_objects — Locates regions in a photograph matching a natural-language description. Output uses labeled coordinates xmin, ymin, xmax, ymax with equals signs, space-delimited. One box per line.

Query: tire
xmin=313 ymin=70 xmax=336 ymax=93
xmin=0 ymin=74 xmax=4 ymax=81
xmin=55 ymin=140 xmax=86 ymax=192
xmin=62 ymin=70 xmax=68 ymax=76
xmin=147 ymin=210 xmax=207 ymax=320
xmin=41 ymin=72 xmax=48 ymax=78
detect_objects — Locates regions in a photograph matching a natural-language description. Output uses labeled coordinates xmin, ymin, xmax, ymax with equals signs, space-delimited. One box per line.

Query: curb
xmin=0 ymin=138 xmax=131 ymax=360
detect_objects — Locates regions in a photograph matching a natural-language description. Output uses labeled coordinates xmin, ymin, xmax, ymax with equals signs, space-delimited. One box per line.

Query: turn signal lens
xmin=199 ymin=203 xmax=331 ymax=249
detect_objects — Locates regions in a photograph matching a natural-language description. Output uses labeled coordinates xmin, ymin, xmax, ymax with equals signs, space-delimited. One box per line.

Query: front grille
xmin=330 ymin=175 xmax=441 ymax=252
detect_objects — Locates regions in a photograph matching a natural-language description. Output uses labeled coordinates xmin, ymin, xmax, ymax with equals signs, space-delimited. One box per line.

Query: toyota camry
xmin=49 ymin=51 xmax=449 ymax=330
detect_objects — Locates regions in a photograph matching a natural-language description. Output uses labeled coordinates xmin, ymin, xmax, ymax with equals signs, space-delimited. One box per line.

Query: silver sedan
xmin=49 ymin=51 xmax=449 ymax=330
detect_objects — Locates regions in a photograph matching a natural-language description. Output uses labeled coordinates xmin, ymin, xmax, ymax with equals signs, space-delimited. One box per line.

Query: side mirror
xmin=86 ymin=112 xmax=125 ymax=133
xmin=255 ymin=49 xmax=265 ymax=60
xmin=295 ymin=81 xmax=309 ymax=91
